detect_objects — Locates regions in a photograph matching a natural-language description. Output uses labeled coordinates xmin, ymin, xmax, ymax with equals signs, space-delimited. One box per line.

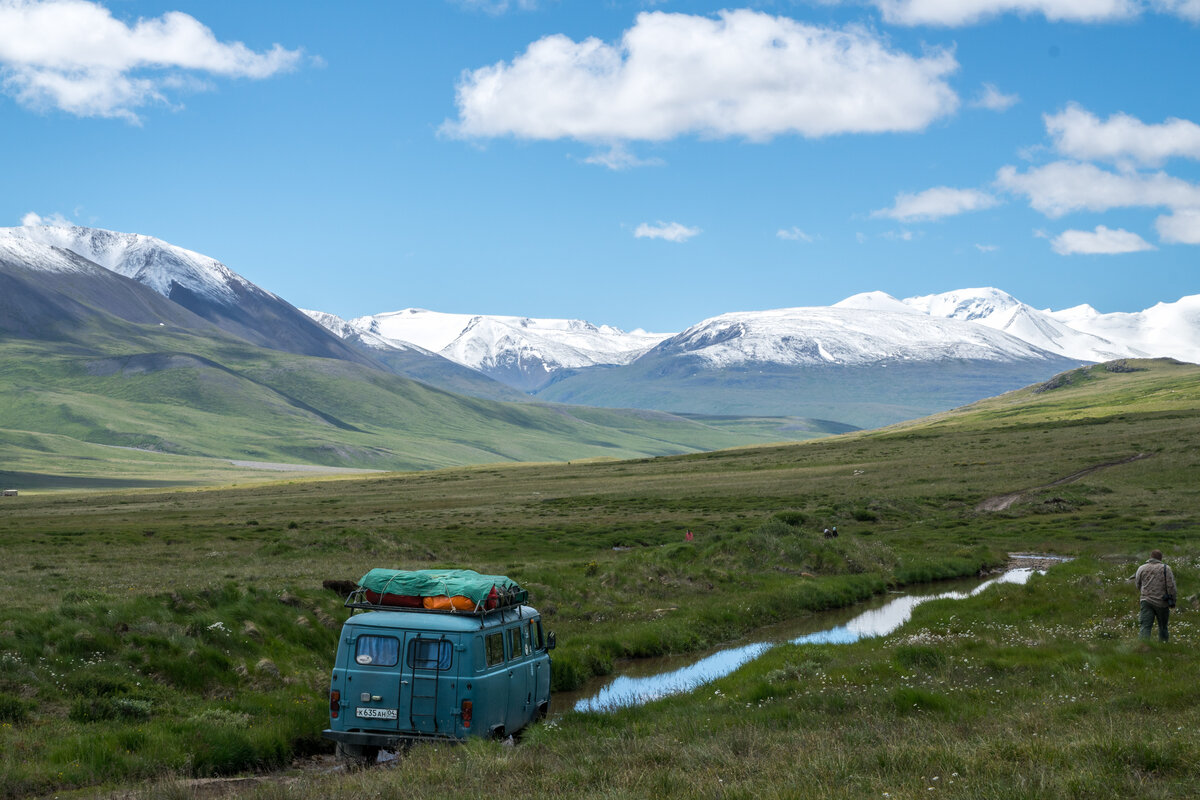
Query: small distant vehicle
xmin=322 ymin=568 xmax=555 ymax=765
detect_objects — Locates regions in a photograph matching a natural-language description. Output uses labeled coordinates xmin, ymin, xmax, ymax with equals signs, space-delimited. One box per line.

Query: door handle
xmin=401 ymin=680 xmax=409 ymax=685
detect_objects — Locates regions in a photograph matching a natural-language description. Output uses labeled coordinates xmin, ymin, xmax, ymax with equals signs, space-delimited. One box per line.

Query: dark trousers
xmin=1139 ymin=600 xmax=1170 ymax=642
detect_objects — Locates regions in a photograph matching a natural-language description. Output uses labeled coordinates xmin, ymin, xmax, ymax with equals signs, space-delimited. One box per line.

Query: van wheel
xmin=336 ymin=742 xmax=379 ymax=768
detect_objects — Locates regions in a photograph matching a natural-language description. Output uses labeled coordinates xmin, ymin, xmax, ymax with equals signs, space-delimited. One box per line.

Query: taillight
xmin=461 ymin=700 xmax=472 ymax=729
xmin=330 ymin=689 xmax=340 ymax=719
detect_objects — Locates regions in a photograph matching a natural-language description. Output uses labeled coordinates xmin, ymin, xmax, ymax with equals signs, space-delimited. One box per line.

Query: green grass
xmin=0 ymin=358 xmax=1197 ymax=796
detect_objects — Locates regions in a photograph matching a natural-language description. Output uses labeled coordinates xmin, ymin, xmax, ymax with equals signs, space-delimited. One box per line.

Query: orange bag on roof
xmin=423 ymin=595 xmax=477 ymax=611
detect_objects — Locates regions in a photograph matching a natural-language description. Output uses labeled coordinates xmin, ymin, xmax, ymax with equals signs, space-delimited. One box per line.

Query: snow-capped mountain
xmin=894 ymin=288 xmax=1143 ymax=363
xmin=2 ymin=225 xmax=258 ymax=304
xmin=341 ymin=308 xmax=668 ymax=391
xmin=0 ymin=225 xmax=368 ymax=364
xmin=301 ymin=309 xmax=530 ymax=403
xmin=652 ymin=306 xmax=1058 ymax=367
xmin=1045 ymin=295 xmax=1200 ymax=364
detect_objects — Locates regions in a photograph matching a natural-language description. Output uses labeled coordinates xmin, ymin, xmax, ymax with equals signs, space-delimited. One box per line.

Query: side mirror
xmin=546 ymin=631 xmax=556 ymax=651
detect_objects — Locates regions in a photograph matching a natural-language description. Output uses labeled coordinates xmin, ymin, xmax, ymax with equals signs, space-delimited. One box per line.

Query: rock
xmin=279 ymin=592 xmax=301 ymax=607
xmin=242 ymin=620 xmax=262 ymax=639
xmin=256 ymin=658 xmax=280 ymax=677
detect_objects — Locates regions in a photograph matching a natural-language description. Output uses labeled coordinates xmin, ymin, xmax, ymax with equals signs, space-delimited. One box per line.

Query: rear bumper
xmin=323 ymin=728 xmax=463 ymax=748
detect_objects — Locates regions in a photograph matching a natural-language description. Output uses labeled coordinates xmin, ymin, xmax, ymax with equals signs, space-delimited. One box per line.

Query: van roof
xmin=345 ymin=605 xmax=540 ymax=633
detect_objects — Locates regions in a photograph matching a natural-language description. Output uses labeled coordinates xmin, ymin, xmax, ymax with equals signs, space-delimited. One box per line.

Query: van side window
xmin=507 ymin=627 xmax=523 ymax=660
xmin=355 ymin=635 xmax=399 ymax=667
xmin=520 ymin=623 xmax=532 ymax=656
xmin=533 ymin=620 xmax=545 ymax=651
xmin=408 ymin=638 xmax=452 ymax=671
xmin=485 ymin=632 xmax=505 ymax=666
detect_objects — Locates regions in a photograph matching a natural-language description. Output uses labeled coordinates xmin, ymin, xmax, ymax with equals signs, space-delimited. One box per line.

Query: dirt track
xmin=975 ymin=452 xmax=1152 ymax=512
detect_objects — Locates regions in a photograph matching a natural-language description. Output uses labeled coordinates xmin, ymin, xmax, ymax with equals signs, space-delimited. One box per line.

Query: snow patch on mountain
xmin=833 ymin=291 xmax=920 ymax=315
xmin=1 ymin=225 xmax=257 ymax=306
xmin=655 ymin=306 xmax=1059 ymax=368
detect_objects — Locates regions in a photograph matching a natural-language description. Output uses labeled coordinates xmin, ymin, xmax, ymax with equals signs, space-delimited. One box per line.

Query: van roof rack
xmin=343 ymin=585 xmax=529 ymax=616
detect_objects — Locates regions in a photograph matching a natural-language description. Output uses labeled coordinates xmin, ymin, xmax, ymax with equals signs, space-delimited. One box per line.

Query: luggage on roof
xmin=347 ymin=568 xmax=528 ymax=614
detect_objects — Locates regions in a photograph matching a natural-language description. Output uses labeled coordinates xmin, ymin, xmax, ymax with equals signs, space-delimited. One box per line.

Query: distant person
xmin=823 ymin=528 xmax=832 ymax=538
xmin=685 ymin=530 xmax=694 ymax=542
xmin=831 ymin=526 xmax=838 ymax=538
xmin=1134 ymin=549 xmax=1177 ymax=642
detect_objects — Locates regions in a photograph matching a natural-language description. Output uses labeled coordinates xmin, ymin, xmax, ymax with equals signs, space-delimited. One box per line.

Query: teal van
xmin=322 ymin=569 xmax=554 ymax=764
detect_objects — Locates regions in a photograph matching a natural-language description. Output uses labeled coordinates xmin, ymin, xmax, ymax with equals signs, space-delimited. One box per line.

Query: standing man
xmin=1134 ymin=549 xmax=1177 ymax=642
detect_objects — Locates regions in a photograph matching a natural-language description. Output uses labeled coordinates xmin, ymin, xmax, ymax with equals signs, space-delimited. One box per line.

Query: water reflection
xmin=572 ymin=569 xmax=1036 ymax=713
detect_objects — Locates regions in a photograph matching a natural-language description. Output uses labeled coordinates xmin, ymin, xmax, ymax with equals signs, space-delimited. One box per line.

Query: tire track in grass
xmin=975 ymin=452 xmax=1153 ymax=512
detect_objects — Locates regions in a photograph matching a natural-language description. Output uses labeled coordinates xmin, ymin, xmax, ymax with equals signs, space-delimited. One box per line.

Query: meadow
xmin=0 ymin=359 xmax=1197 ymax=798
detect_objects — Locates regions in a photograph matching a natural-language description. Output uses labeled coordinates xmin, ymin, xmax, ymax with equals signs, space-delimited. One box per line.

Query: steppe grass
xmin=0 ymin=359 xmax=1197 ymax=796
xmin=127 ymin=554 xmax=1200 ymax=800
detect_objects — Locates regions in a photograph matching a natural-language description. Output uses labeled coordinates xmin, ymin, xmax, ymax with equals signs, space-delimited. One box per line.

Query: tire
xmin=336 ymin=741 xmax=380 ymax=768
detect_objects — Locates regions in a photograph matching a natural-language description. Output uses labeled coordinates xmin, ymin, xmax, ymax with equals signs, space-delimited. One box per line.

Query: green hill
xmin=0 ymin=320 xmax=833 ymax=488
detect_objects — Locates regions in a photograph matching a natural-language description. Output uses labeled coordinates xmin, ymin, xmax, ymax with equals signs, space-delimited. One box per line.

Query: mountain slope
xmin=1 ymin=225 xmax=373 ymax=365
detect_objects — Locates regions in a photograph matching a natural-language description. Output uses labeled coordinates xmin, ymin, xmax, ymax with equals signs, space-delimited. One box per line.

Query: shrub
xmin=0 ymin=691 xmax=29 ymax=723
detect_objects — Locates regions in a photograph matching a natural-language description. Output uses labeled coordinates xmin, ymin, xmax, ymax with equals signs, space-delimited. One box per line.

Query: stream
xmin=559 ymin=566 xmax=1043 ymax=715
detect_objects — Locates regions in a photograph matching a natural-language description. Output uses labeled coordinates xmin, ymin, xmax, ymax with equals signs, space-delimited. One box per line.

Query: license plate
xmin=356 ymin=707 xmax=398 ymax=720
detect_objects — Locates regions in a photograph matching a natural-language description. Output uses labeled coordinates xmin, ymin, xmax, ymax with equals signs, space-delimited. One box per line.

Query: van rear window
xmin=408 ymin=638 xmax=452 ymax=671
xmin=485 ymin=632 xmax=505 ymax=666
xmin=355 ymin=635 xmax=399 ymax=667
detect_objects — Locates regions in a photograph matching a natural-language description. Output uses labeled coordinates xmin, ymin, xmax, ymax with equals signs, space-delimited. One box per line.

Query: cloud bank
xmin=0 ymin=0 xmax=302 ymax=121
xmin=445 ymin=10 xmax=959 ymax=144
xmin=1045 ymin=104 xmax=1200 ymax=167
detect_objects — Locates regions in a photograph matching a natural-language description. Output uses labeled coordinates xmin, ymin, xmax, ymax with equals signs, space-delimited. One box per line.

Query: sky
xmin=1 ymin=0 xmax=1198 ymax=333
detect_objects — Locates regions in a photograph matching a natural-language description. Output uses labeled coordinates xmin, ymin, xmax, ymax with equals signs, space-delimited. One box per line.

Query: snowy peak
xmin=339 ymin=307 xmax=670 ymax=390
xmin=0 ymin=225 xmax=256 ymax=306
xmin=833 ymin=291 xmax=920 ymax=315
xmin=902 ymin=287 xmax=1025 ymax=323
xmin=1047 ymin=294 xmax=1200 ymax=363
xmin=898 ymin=287 xmax=1142 ymax=362
xmin=654 ymin=306 xmax=1057 ymax=368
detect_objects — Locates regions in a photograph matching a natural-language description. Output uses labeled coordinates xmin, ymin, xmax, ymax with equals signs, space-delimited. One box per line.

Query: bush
xmin=69 ymin=696 xmax=152 ymax=723
xmin=0 ymin=691 xmax=29 ymax=723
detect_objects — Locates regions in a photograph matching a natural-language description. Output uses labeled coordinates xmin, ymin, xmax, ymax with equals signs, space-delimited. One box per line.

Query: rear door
xmin=400 ymin=633 xmax=456 ymax=735
xmin=345 ymin=627 xmax=402 ymax=731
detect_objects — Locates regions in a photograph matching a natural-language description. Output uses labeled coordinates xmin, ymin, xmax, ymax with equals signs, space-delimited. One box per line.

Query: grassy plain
xmin=0 ymin=359 xmax=1198 ymax=797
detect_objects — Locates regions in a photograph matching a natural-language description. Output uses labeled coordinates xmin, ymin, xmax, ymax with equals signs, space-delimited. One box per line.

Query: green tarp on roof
xmin=358 ymin=568 xmax=521 ymax=605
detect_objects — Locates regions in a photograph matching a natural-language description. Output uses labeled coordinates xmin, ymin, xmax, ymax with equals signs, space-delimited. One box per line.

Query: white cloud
xmin=634 ymin=221 xmax=701 ymax=242
xmin=868 ymin=0 xmax=1142 ymax=26
xmin=1045 ymin=104 xmax=1200 ymax=167
xmin=882 ymin=229 xmax=920 ymax=241
xmin=996 ymin=161 xmax=1200 ymax=217
xmin=0 ymin=0 xmax=302 ymax=121
xmin=582 ymin=143 xmax=664 ymax=170
xmin=971 ymin=83 xmax=1018 ymax=112
xmin=975 ymin=243 xmax=999 ymax=252
xmin=1155 ymin=208 xmax=1200 ymax=244
xmin=21 ymin=210 xmax=71 ymax=226
xmin=444 ymin=9 xmax=959 ymax=143
xmin=777 ymin=227 xmax=815 ymax=242
xmin=873 ymin=186 xmax=999 ymax=221
xmin=1153 ymin=0 xmax=1200 ymax=20
xmin=1050 ymin=225 xmax=1155 ymax=255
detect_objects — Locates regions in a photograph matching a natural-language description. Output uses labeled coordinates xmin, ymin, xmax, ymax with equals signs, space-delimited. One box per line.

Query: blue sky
xmin=2 ymin=0 xmax=1197 ymax=332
